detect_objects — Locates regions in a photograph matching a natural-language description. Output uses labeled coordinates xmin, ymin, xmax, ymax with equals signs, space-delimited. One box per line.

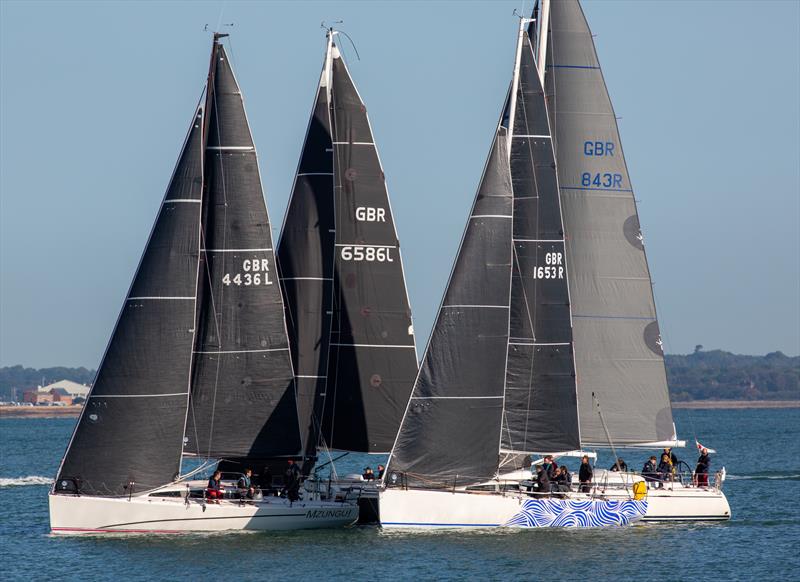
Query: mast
xmin=545 ymin=0 xmax=676 ymax=447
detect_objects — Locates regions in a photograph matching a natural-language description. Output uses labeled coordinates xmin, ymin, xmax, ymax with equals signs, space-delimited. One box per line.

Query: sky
xmin=1 ymin=0 xmax=798 ymax=368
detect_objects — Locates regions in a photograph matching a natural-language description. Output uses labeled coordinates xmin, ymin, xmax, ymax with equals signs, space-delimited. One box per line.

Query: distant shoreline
xmin=672 ymin=400 xmax=800 ymax=409
xmin=1 ymin=400 xmax=799 ymax=418
xmin=0 ymin=405 xmax=83 ymax=418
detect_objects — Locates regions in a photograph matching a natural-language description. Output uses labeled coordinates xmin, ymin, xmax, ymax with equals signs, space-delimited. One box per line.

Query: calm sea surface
xmin=1 ymin=408 xmax=798 ymax=581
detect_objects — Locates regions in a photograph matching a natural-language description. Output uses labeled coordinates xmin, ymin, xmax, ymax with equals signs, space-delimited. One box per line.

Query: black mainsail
xmin=542 ymin=0 xmax=676 ymax=447
xmin=56 ymin=35 xmax=301 ymax=497
xmin=185 ymin=43 xmax=301 ymax=460
xmin=278 ymin=34 xmax=417 ymax=456
xmin=388 ymin=18 xmax=579 ymax=488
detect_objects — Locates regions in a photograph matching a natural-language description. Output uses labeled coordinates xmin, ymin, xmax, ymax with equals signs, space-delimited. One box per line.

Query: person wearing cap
xmin=377 ymin=465 xmax=385 ymax=479
xmin=663 ymin=447 xmax=679 ymax=466
xmin=694 ymin=448 xmax=711 ymax=487
xmin=362 ymin=467 xmax=375 ymax=481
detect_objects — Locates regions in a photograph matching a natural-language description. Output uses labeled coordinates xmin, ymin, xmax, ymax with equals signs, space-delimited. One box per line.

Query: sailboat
xmin=49 ymin=33 xmax=359 ymax=534
xmin=530 ymin=0 xmax=730 ymax=522
xmin=379 ymin=13 xmax=647 ymax=529
xmin=277 ymin=28 xmax=418 ymax=515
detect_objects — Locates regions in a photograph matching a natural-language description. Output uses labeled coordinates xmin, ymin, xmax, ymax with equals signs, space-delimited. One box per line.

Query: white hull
xmin=379 ymin=488 xmax=646 ymax=529
xmin=590 ymin=470 xmax=731 ymax=522
xmin=49 ymin=487 xmax=359 ymax=535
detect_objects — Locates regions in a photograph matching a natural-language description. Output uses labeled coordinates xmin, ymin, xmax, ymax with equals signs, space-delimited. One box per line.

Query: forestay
xmin=543 ymin=0 xmax=675 ymax=446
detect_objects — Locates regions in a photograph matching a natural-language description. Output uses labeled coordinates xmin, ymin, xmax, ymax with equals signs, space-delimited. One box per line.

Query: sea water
xmin=1 ymin=408 xmax=798 ymax=580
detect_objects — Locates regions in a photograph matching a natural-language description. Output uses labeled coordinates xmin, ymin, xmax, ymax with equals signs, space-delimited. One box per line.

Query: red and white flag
xmin=695 ymin=440 xmax=716 ymax=454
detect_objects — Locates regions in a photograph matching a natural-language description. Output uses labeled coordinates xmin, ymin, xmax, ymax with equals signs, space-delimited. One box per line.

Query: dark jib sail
xmin=186 ymin=43 xmax=302 ymax=460
xmin=388 ymin=130 xmax=513 ymax=487
xmin=502 ymin=28 xmax=580 ymax=455
xmin=279 ymin=37 xmax=417 ymax=455
xmin=544 ymin=0 xmax=675 ymax=446
xmin=55 ymin=108 xmax=205 ymax=496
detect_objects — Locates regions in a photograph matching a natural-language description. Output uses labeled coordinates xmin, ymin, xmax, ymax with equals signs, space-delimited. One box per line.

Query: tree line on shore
xmin=0 ymin=348 xmax=797 ymax=403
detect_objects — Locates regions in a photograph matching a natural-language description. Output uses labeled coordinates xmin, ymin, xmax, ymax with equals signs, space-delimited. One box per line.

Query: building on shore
xmin=22 ymin=380 xmax=90 ymax=405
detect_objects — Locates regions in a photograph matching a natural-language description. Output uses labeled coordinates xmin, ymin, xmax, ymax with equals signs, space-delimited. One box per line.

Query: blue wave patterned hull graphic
xmin=505 ymin=499 xmax=647 ymax=528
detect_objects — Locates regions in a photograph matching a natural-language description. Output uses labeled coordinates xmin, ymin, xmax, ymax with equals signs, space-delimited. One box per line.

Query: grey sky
xmin=1 ymin=0 xmax=798 ymax=368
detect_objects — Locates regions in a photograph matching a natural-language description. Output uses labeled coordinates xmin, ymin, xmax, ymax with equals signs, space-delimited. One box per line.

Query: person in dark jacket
xmin=534 ymin=464 xmax=550 ymax=495
xmin=362 ymin=467 xmax=375 ymax=481
xmin=694 ymin=448 xmax=711 ymax=487
xmin=207 ymin=470 xmax=224 ymax=504
xmin=553 ymin=466 xmax=571 ymax=495
xmin=657 ymin=453 xmax=674 ymax=486
xmin=663 ymin=447 xmax=679 ymax=466
xmin=642 ymin=456 xmax=659 ymax=483
xmin=609 ymin=458 xmax=628 ymax=472
xmin=377 ymin=465 xmax=385 ymax=480
xmin=578 ymin=455 xmax=593 ymax=493
xmin=237 ymin=468 xmax=257 ymax=500
xmin=284 ymin=460 xmax=301 ymax=501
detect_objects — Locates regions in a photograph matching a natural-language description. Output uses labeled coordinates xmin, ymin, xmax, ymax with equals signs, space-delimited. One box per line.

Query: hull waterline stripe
xmin=513 ymin=239 xmax=564 ymax=243
xmin=332 ymin=142 xmax=373 ymax=145
xmin=382 ymin=522 xmax=500 ymax=527
xmin=296 ymin=375 xmax=326 ymax=379
xmin=164 ymin=199 xmax=201 ymax=203
xmin=471 ymin=215 xmax=512 ymax=219
xmin=297 ymin=173 xmax=333 ymax=176
xmin=513 ymin=135 xmax=551 ymax=139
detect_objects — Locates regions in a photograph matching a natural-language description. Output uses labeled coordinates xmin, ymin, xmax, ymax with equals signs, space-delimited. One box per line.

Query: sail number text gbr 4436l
xmin=49 ymin=33 xmax=358 ymax=535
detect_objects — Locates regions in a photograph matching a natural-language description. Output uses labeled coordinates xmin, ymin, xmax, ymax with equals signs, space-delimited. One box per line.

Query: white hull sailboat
xmin=49 ymin=33 xmax=358 ymax=534
xmin=50 ymin=481 xmax=358 ymax=535
xmin=379 ymin=8 xmax=646 ymax=529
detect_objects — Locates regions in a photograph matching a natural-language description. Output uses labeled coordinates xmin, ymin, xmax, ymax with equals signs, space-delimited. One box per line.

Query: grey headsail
xmin=388 ymin=130 xmax=513 ymax=487
xmin=276 ymin=44 xmax=335 ymax=457
xmin=544 ymin=0 xmax=675 ymax=446
xmin=502 ymin=28 xmax=580 ymax=455
xmin=279 ymin=36 xmax=418 ymax=456
xmin=185 ymin=43 xmax=302 ymax=459
xmin=55 ymin=107 xmax=205 ymax=496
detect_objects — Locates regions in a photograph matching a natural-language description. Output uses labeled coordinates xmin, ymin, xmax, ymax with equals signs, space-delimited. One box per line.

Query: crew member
xmin=579 ymin=455 xmax=593 ymax=493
